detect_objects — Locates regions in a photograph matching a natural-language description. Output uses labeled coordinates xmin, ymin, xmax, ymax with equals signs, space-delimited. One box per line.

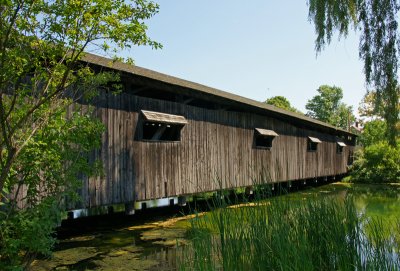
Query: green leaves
xmin=0 ymin=0 xmax=160 ymax=269
xmin=359 ymin=120 xmax=387 ymax=147
xmin=0 ymin=101 xmax=105 ymax=268
xmin=265 ymin=96 xmax=303 ymax=114
xmin=308 ymin=0 xmax=400 ymax=146
xmin=350 ymin=140 xmax=400 ymax=183
xmin=305 ymin=85 xmax=355 ymax=129
xmin=308 ymin=0 xmax=358 ymax=52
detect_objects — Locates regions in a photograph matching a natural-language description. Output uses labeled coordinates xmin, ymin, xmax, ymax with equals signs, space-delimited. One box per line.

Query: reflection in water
xmin=31 ymin=183 xmax=400 ymax=270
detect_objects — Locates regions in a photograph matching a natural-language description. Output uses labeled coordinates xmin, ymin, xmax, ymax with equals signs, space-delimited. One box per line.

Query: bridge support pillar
xmin=67 ymin=211 xmax=74 ymax=220
xmin=107 ymin=206 xmax=114 ymax=215
xmin=125 ymin=202 xmax=135 ymax=215
xmin=245 ymin=186 xmax=253 ymax=196
xmin=178 ymin=196 xmax=187 ymax=206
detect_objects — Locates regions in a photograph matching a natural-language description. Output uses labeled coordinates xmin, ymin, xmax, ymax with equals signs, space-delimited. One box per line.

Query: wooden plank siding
xmin=10 ymin=54 xmax=355 ymax=211
xmin=73 ymin=90 xmax=355 ymax=209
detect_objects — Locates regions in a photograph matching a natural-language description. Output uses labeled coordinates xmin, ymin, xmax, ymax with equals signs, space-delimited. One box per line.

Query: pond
xmin=31 ymin=183 xmax=400 ymax=271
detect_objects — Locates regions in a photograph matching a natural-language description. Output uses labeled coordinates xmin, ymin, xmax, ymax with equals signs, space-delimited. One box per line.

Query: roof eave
xmin=81 ymin=53 xmax=357 ymax=137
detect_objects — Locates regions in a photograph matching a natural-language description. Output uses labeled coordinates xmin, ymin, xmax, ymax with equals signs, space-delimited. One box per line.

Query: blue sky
xmin=126 ymin=1 xmax=366 ymax=114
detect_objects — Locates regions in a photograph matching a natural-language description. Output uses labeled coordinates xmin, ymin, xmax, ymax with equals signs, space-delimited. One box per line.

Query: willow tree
xmin=308 ymin=0 xmax=400 ymax=146
xmin=0 ymin=0 xmax=160 ymax=269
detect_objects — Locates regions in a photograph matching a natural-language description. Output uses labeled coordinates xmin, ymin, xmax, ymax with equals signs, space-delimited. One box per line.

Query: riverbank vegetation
xmin=350 ymin=140 xmax=400 ymax=184
xmin=179 ymin=190 xmax=400 ymax=270
xmin=347 ymin=107 xmax=400 ymax=184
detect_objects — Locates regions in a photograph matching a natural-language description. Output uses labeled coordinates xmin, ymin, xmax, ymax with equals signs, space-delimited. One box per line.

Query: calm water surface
xmin=31 ymin=183 xmax=400 ymax=271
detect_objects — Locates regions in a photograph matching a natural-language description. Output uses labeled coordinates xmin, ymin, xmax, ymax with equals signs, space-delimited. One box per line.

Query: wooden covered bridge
xmin=72 ymin=53 xmax=356 ymax=212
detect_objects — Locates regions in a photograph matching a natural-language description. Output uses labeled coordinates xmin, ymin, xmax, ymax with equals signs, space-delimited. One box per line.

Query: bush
xmin=350 ymin=141 xmax=400 ymax=183
xmin=0 ymin=199 xmax=61 ymax=271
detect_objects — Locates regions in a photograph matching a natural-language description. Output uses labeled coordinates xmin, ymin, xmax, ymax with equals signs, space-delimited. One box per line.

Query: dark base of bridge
xmin=61 ymin=174 xmax=347 ymax=224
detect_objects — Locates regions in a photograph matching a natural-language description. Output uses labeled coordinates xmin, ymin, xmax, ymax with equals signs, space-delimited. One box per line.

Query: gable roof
xmin=82 ymin=53 xmax=356 ymax=137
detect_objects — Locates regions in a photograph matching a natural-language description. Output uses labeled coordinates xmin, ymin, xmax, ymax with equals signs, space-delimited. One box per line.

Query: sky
xmin=124 ymin=1 xmax=366 ymax=114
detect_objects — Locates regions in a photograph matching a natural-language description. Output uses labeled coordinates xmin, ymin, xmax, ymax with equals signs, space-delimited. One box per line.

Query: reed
xmin=178 ymin=191 xmax=400 ymax=270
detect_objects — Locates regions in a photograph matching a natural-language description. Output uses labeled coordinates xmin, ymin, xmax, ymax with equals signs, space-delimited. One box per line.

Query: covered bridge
xmin=73 ymin=53 xmax=356 ymax=210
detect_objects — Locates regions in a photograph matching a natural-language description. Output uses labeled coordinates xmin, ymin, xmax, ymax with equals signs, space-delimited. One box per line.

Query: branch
xmin=0 ymin=146 xmax=16 ymax=202
xmin=0 ymin=1 xmax=24 ymax=89
xmin=0 ymin=94 xmax=12 ymax=150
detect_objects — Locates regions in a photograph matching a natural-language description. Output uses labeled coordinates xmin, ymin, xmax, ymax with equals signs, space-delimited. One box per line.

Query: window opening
xmin=254 ymin=128 xmax=278 ymax=148
xmin=142 ymin=122 xmax=183 ymax=141
xmin=141 ymin=110 xmax=187 ymax=142
xmin=307 ymin=136 xmax=321 ymax=152
xmin=336 ymin=141 xmax=346 ymax=154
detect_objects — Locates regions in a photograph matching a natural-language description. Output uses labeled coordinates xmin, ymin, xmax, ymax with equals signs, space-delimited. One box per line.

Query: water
xmin=31 ymin=183 xmax=400 ymax=271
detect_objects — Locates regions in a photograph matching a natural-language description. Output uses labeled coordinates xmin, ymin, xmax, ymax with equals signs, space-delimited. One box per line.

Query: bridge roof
xmin=82 ymin=53 xmax=357 ymax=137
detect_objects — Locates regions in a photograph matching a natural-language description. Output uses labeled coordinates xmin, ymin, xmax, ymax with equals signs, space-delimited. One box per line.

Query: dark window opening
xmin=254 ymin=128 xmax=278 ymax=149
xmin=141 ymin=110 xmax=187 ymax=142
xmin=142 ymin=122 xmax=183 ymax=141
xmin=336 ymin=141 xmax=346 ymax=154
xmin=256 ymin=135 xmax=274 ymax=148
xmin=307 ymin=141 xmax=318 ymax=151
xmin=307 ymin=136 xmax=321 ymax=152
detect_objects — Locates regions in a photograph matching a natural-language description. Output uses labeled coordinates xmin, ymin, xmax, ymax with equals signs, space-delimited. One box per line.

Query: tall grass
xmin=178 ymin=191 xmax=400 ymax=270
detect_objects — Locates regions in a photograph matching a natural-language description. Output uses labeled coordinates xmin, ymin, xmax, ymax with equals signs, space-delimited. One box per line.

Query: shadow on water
xmin=31 ymin=183 xmax=400 ymax=270
xmin=31 ymin=205 xmax=194 ymax=271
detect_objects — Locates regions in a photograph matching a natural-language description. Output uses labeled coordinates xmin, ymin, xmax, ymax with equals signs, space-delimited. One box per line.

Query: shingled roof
xmin=82 ymin=53 xmax=356 ymax=137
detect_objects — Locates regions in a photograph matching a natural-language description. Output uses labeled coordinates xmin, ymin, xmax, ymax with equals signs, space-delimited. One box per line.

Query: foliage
xmin=358 ymin=91 xmax=385 ymax=120
xmin=358 ymin=119 xmax=387 ymax=147
xmin=1 ymin=198 xmax=64 ymax=270
xmin=0 ymin=0 xmax=160 ymax=269
xmin=179 ymin=194 xmax=400 ymax=270
xmin=350 ymin=108 xmax=399 ymax=184
xmin=305 ymin=85 xmax=355 ymax=129
xmin=308 ymin=0 xmax=400 ymax=146
xmin=350 ymin=140 xmax=400 ymax=184
xmin=265 ymin=96 xmax=302 ymax=114
xmin=0 ymin=105 xmax=105 ymax=270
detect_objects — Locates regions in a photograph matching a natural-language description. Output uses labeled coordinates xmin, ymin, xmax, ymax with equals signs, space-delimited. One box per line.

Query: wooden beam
xmin=183 ymin=98 xmax=195 ymax=104
xmin=130 ymin=86 xmax=149 ymax=94
xmin=217 ymin=106 xmax=229 ymax=111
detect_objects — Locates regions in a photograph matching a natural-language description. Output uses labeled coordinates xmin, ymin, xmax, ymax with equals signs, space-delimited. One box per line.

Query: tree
xmin=358 ymin=88 xmax=400 ymax=122
xmin=265 ymin=96 xmax=302 ymax=114
xmin=358 ymin=91 xmax=384 ymax=120
xmin=308 ymin=0 xmax=400 ymax=146
xmin=358 ymin=119 xmax=387 ymax=147
xmin=306 ymin=85 xmax=355 ymax=129
xmin=0 ymin=0 xmax=160 ymax=269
